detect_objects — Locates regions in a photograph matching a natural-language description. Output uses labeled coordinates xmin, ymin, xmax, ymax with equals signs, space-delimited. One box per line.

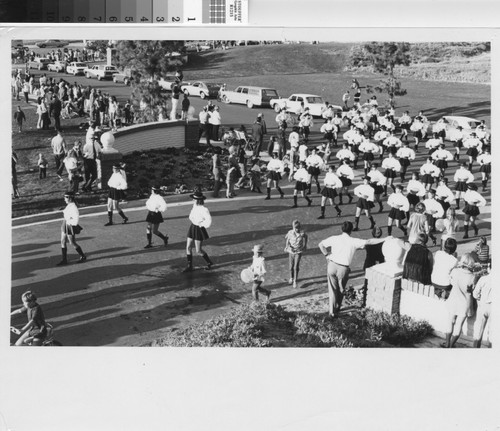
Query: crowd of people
xmin=11 ymin=70 xmax=492 ymax=347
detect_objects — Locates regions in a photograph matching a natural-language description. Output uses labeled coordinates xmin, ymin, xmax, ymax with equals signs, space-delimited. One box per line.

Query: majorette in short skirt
xmin=407 ymin=192 xmax=420 ymax=206
xmin=370 ymin=183 xmax=384 ymax=195
xmin=466 ymin=147 xmax=479 ymax=158
xmin=295 ymin=181 xmax=309 ymax=191
xmin=357 ymin=198 xmax=375 ymax=210
xmin=363 ymin=152 xmax=375 ymax=162
xmin=321 ymin=186 xmax=338 ymax=199
xmin=480 ymin=163 xmax=491 ymax=174
xmin=108 ymin=187 xmax=125 ymax=201
xmin=421 ymin=174 xmax=435 ymax=185
xmin=454 ymin=181 xmax=468 ymax=192
xmin=187 ymin=224 xmax=210 ymax=241
xmin=61 ymin=220 xmax=82 ymax=235
xmin=307 ymin=166 xmax=321 ymax=176
xmin=384 ymin=168 xmax=396 ymax=179
xmin=434 ymin=159 xmax=448 ymax=170
xmin=324 ymin=131 xmax=334 ymax=141
xmin=463 ymin=203 xmax=480 ymax=217
xmin=388 ymin=207 xmax=406 ymax=220
xmin=350 ymin=144 xmax=360 ymax=154
xmin=399 ymin=157 xmax=411 ymax=168
xmin=414 ymin=129 xmax=424 ymax=139
xmin=340 ymin=176 xmax=352 ymax=187
xmin=388 ymin=146 xmax=398 ymax=155
xmin=146 ymin=211 xmax=164 ymax=224
xmin=454 ymin=139 xmax=463 ymax=148
xmin=267 ymin=171 xmax=281 ymax=181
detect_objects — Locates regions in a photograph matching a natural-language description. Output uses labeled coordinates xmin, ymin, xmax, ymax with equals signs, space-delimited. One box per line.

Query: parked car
xmin=158 ymin=76 xmax=178 ymax=91
xmin=66 ymin=62 xmax=87 ymax=76
xmin=47 ymin=61 xmax=68 ymax=72
xmin=220 ymin=86 xmax=279 ymax=108
xmin=84 ymin=64 xmax=119 ymax=80
xmin=35 ymin=40 xmax=69 ymax=48
xmin=428 ymin=115 xmax=490 ymax=141
xmin=181 ymin=81 xmax=223 ymax=99
xmin=270 ymin=93 xmax=331 ymax=117
xmin=27 ymin=58 xmax=51 ymax=70
xmin=112 ymin=68 xmax=133 ymax=85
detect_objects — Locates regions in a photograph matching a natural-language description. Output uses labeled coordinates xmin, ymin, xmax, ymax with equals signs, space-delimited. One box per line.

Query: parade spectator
xmin=10 ymin=291 xmax=47 ymax=346
xmin=472 ymin=270 xmax=492 ymax=348
xmin=248 ymin=157 xmax=262 ymax=194
xmin=211 ymin=147 xmax=223 ymax=198
xmin=182 ymin=189 xmax=214 ymax=273
xmin=209 ymin=106 xmax=222 ymax=141
xmin=22 ymin=79 xmax=30 ymax=103
xmin=318 ymin=221 xmax=384 ymax=318
xmin=442 ymin=253 xmax=477 ymax=348
xmin=49 ymin=94 xmax=62 ymax=131
xmin=181 ymin=93 xmax=190 ymax=121
xmin=402 ymin=233 xmax=433 ymax=285
xmin=104 ymin=164 xmax=129 ymax=226
xmin=251 ymin=114 xmax=266 ymax=157
xmin=37 ymin=153 xmax=48 ymax=179
xmin=284 ymin=220 xmax=308 ymax=289
xmin=51 ymin=129 xmax=67 ymax=180
xmin=13 ymin=105 xmax=26 ymax=133
xmin=144 ymin=186 xmax=169 ymax=248
xmin=249 ymin=244 xmax=271 ymax=302
xmin=439 ymin=207 xmax=459 ymax=248
xmin=264 ymin=152 xmax=285 ymax=200
xmin=431 ymin=238 xmax=458 ymax=299
xmin=12 ymin=151 xmax=20 ymax=199
xmin=198 ymin=106 xmax=210 ymax=146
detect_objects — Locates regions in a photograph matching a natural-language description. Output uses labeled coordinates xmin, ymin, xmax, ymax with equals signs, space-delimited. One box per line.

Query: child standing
xmin=37 ymin=153 xmax=48 ymax=179
xmin=250 ymin=244 xmax=271 ymax=302
xmin=284 ymin=220 xmax=308 ymax=288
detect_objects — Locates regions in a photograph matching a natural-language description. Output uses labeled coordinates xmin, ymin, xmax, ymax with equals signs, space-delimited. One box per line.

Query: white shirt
xmin=293 ymin=167 xmax=311 ymax=183
xmin=423 ymin=198 xmax=444 ymax=218
xmin=406 ymin=180 xmax=426 ymax=197
xmin=251 ymin=256 xmax=266 ymax=280
xmin=448 ymin=129 xmax=465 ymax=142
xmin=431 ymin=251 xmax=457 ymax=286
xmin=336 ymin=148 xmax=355 ymax=161
xmin=320 ymin=122 xmax=336 ymax=134
xmin=359 ymin=140 xmax=379 ymax=154
xmin=388 ymin=192 xmax=409 ymax=212
xmin=420 ymin=162 xmax=440 ymax=178
xmin=146 ymin=193 xmax=167 ymax=213
xmin=473 ymin=274 xmax=492 ymax=305
xmin=436 ymin=185 xmax=455 ymax=203
xmin=367 ymin=170 xmax=386 ymax=186
xmin=189 ymin=204 xmax=212 ymax=228
xmin=298 ymin=144 xmax=308 ymax=161
xmin=425 ymin=138 xmax=442 ymax=150
xmin=267 ymin=158 xmax=284 ymax=173
xmin=382 ymin=157 xmax=401 ymax=172
xmin=63 ymin=202 xmax=79 ymax=226
xmin=453 ymin=168 xmax=474 ymax=183
xmin=373 ymin=130 xmax=390 ymax=142
xmin=383 ymin=135 xmax=402 ymax=149
xmin=463 ymin=190 xmax=486 ymax=207
xmin=108 ymin=172 xmax=127 ymax=190
xmin=396 ymin=147 xmax=415 ymax=160
xmin=398 ymin=114 xmax=412 ymax=125
xmin=306 ymin=154 xmax=323 ymax=168
xmin=477 ymin=153 xmax=492 ymax=165
xmin=463 ymin=137 xmax=482 ymax=150
xmin=354 ymin=184 xmax=375 ymax=201
xmin=432 ymin=148 xmax=453 ymax=161
xmin=336 ymin=164 xmax=354 ymax=180
xmin=319 ymin=232 xmax=367 ymax=266
xmin=342 ymin=129 xmax=357 ymax=144
xmin=209 ymin=111 xmax=222 ymax=125
xmin=323 ymin=172 xmax=342 ymax=188
xmin=288 ymin=131 xmax=300 ymax=148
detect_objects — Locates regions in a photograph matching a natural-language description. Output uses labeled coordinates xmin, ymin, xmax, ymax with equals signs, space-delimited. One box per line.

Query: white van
xmin=220 ymin=86 xmax=279 ymax=109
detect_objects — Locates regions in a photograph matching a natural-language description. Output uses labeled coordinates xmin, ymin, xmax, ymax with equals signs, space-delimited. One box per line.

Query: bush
xmin=153 ymin=303 xmax=433 ymax=348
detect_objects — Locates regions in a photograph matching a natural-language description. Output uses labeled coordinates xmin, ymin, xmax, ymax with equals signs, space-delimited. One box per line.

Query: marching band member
xmin=463 ymin=132 xmax=483 ymax=171
xmin=373 ymin=125 xmax=390 ymax=158
xmin=144 ymin=186 xmax=169 ymax=249
xmin=435 ymin=177 xmax=455 ymax=215
xmin=462 ymin=183 xmax=487 ymax=239
xmin=336 ymin=143 xmax=355 ymax=167
xmin=367 ymin=163 xmax=387 ymax=213
xmin=336 ymin=159 xmax=355 ymax=205
xmin=395 ymin=141 xmax=415 ymax=182
xmin=381 ymin=152 xmax=401 ymax=195
xmin=432 ymin=117 xmax=448 ymax=140
xmin=425 ymin=132 xmax=443 ymax=155
xmin=477 ymin=147 xmax=492 ymax=191
xmin=387 ymin=185 xmax=409 ymax=236
xmin=292 ymin=161 xmax=312 ymax=208
xmin=318 ymin=165 xmax=343 ymax=219
xmin=448 ymin=125 xmax=465 ymax=161
xmin=453 ymin=162 xmax=475 ymax=209
xmin=398 ymin=110 xmax=412 ymax=142
xmin=406 ymin=172 xmax=427 ymax=211
xmin=305 ymin=148 xmax=324 ymax=194
xmin=358 ymin=137 xmax=380 ymax=175
xmin=382 ymin=130 xmax=402 ymax=156
xmin=431 ymin=143 xmax=453 ymax=177
xmin=423 ymin=189 xmax=444 ymax=245
xmin=420 ymin=157 xmax=441 ymax=191
xmin=265 ymin=152 xmax=285 ymax=200
xmin=410 ymin=113 xmax=427 ymax=152
xmin=353 ymin=176 xmax=376 ymax=231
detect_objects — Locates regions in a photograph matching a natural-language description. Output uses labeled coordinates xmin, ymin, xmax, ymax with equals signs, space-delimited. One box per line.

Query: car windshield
xmin=306 ymin=96 xmax=323 ymax=104
xmin=468 ymin=120 xmax=481 ymax=128
xmin=262 ymin=89 xmax=278 ymax=97
xmin=207 ymin=83 xmax=223 ymax=89
xmin=75 ymin=63 xmax=86 ymax=67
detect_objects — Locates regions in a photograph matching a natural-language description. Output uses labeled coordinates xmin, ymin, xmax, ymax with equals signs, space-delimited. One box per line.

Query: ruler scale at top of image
xmin=0 ymin=0 xmax=248 ymax=23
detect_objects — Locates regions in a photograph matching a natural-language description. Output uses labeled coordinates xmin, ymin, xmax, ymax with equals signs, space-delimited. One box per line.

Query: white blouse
xmin=189 ymin=204 xmax=212 ymax=228
xmin=146 ymin=193 xmax=167 ymax=213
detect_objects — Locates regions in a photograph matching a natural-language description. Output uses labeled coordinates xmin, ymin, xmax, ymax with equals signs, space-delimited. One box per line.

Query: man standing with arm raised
xmin=318 ymin=221 xmax=385 ymax=318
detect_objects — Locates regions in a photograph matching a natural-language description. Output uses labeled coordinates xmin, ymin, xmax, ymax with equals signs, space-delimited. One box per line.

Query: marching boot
xmin=405 ymin=211 xmax=410 ymax=223
xmin=383 ymin=185 xmax=388 ymax=197
xmin=156 ymin=232 xmax=168 ymax=246
xmin=335 ymin=205 xmax=342 ymax=217
xmin=482 ymin=180 xmax=487 ymax=191
xmin=463 ymin=224 xmax=469 ymax=239
xmin=441 ymin=332 xmax=452 ymax=348
xmin=307 ymin=184 xmax=312 ymax=195
xmin=387 ymin=225 xmax=393 ymax=236
xmin=399 ymin=224 xmax=407 ymax=236
xmin=472 ymin=340 xmax=481 ymax=348
xmin=277 ymin=186 xmax=285 ymax=198
xmin=378 ymin=202 xmax=383 ymax=213
xmin=347 ymin=193 xmax=353 ymax=204
xmin=118 ymin=210 xmax=128 ymax=224
xmin=472 ymin=222 xmax=479 ymax=236
xmin=306 ymin=196 xmax=312 ymax=207
xmin=353 ymin=216 xmax=360 ymax=231
xmin=317 ymin=205 xmax=325 ymax=219
xmin=292 ymin=195 xmax=298 ymax=208
xmin=455 ymin=198 xmax=460 ymax=209
xmin=182 ymin=254 xmax=193 ymax=272
xmin=56 ymin=247 xmax=68 ymax=266
xmin=265 ymin=187 xmax=271 ymax=200
xmin=364 ymin=168 xmax=368 ymax=176
xmin=369 ymin=216 xmax=376 ymax=229
xmin=104 ymin=211 xmax=113 ymax=226
xmin=202 ymin=252 xmax=213 ymax=270
xmin=316 ymin=181 xmax=321 ymax=194
xmin=391 ymin=184 xmax=396 ymax=192
xmin=75 ymin=246 xmax=86 ymax=262
xmin=400 ymin=172 xmax=405 ymax=182
xmin=144 ymin=232 xmax=153 ymax=248
xmin=468 ymin=163 xmax=473 ymax=171
xmin=429 ymin=232 xmax=437 ymax=246
xmin=338 ymin=193 xmax=343 ymax=205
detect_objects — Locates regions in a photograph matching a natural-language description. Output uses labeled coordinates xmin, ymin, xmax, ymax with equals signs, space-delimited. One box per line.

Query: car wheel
xmin=97 ymin=75 xmax=102 ymax=81
xmin=247 ymin=100 xmax=254 ymax=109
xmin=86 ymin=73 xmax=90 ymax=79
xmin=200 ymin=92 xmax=206 ymax=99
xmin=274 ymin=104 xmax=281 ymax=113
xmin=222 ymin=95 xmax=230 ymax=104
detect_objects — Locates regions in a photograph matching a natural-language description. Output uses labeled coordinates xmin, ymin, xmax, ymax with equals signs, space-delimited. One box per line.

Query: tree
xmin=113 ymin=41 xmax=186 ymax=122
xmin=350 ymin=42 xmax=411 ymax=108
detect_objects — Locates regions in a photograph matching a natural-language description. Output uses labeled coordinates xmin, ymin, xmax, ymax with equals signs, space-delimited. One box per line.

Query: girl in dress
xmin=144 ymin=186 xmax=169 ymax=249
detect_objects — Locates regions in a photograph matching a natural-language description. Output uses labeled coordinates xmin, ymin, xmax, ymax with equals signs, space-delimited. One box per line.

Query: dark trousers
xmin=198 ymin=124 xmax=211 ymax=146
xmin=39 ymin=167 xmax=46 ymax=179
xmin=54 ymin=154 xmax=65 ymax=176
xmin=83 ymin=158 xmax=98 ymax=190
xmin=53 ymin=114 xmax=61 ymax=130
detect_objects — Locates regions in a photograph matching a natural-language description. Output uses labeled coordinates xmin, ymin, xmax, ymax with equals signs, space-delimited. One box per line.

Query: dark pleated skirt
xmin=187 ymin=224 xmax=209 ymax=241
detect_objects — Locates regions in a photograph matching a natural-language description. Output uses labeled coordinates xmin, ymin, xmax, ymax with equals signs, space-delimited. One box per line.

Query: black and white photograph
xmin=1 ymin=18 xmax=499 ymax=431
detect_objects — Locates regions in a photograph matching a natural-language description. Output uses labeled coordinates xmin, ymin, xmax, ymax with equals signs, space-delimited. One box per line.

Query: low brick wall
xmin=365 ymin=265 xmax=402 ymax=315
xmin=112 ymin=120 xmax=201 ymax=155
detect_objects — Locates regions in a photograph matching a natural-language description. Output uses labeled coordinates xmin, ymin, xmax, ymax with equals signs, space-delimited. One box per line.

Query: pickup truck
xmin=27 ymin=58 xmax=51 ymax=70
xmin=84 ymin=65 xmax=119 ymax=80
